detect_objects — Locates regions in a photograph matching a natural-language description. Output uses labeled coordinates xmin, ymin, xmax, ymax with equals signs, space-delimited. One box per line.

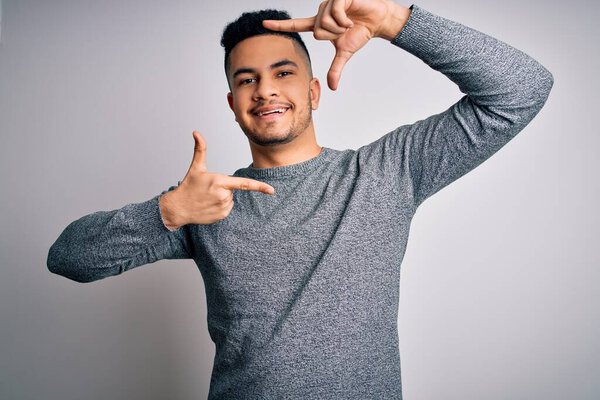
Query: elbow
xmin=520 ymin=66 xmax=554 ymax=128
xmin=47 ymin=245 xmax=98 ymax=284
xmin=47 ymin=261 xmax=95 ymax=284
xmin=517 ymin=64 xmax=554 ymax=115
xmin=469 ymin=63 xmax=555 ymax=139
xmin=499 ymin=66 xmax=555 ymax=132
xmin=534 ymin=65 xmax=554 ymax=106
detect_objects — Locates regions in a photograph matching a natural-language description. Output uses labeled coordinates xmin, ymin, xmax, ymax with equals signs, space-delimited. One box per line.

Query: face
xmin=226 ymin=35 xmax=321 ymax=147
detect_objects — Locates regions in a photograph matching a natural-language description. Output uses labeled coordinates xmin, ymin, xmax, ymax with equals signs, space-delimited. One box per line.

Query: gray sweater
xmin=47 ymin=4 xmax=554 ymax=399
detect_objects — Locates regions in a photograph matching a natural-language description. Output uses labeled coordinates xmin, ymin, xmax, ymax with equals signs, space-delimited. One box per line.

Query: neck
xmin=248 ymin=124 xmax=322 ymax=169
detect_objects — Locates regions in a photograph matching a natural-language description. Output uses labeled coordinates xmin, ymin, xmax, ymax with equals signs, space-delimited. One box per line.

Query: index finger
xmin=262 ymin=16 xmax=316 ymax=32
xmin=221 ymin=176 xmax=275 ymax=195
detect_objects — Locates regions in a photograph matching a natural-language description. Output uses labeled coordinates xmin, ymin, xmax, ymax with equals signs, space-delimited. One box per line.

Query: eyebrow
xmin=232 ymin=59 xmax=299 ymax=79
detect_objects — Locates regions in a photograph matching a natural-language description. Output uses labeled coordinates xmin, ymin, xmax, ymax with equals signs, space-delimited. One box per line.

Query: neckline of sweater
xmin=235 ymin=147 xmax=335 ymax=179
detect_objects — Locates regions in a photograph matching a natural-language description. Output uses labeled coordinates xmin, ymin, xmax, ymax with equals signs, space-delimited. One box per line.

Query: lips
xmin=252 ymin=104 xmax=291 ymax=117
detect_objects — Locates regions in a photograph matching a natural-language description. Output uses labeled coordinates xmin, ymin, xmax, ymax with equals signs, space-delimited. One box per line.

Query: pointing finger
xmin=262 ymin=16 xmax=316 ymax=33
xmin=221 ymin=176 xmax=275 ymax=195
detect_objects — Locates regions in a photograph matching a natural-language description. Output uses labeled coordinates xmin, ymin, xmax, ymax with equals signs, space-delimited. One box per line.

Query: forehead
xmin=229 ymin=34 xmax=303 ymax=70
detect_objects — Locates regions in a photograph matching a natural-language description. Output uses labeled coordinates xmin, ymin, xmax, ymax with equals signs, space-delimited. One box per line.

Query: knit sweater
xmin=47 ymin=4 xmax=554 ymax=399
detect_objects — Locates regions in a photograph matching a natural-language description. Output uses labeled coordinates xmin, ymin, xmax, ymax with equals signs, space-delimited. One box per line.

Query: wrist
xmin=159 ymin=190 xmax=185 ymax=231
xmin=377 ymin=2 xmax=412 ymax=41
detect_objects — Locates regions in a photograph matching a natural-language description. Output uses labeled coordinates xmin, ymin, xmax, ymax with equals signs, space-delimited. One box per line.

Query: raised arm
xmin=363 ymin=4 xmax=554 ymax=208
xmin=264 ymin=1 xmax=554 ymax=208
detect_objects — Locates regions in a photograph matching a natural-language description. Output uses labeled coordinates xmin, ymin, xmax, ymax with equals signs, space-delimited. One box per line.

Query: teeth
xmin=258 ymin=108 xmax=287 ymax=116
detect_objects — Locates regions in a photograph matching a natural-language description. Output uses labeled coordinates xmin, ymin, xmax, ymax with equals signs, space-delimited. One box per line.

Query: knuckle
xmin=239 ymin=181 xmax=250 ymax=191
xmin=208 ymin=176 xmax=221 ymax=190
xmin=331 ymin=7 xmax=344 ymax=20
xmin=221 ymin=208 xmax=231 ymax=219
xmin=218 ymin=193 xmax=230 ymax=204
xmin=321 ymin=16 xmax=335 ymax=28
xmin=207 ymin=182 xmax=217 ymax=193
xmin=323 ymin=19 xmax=344 ymax=34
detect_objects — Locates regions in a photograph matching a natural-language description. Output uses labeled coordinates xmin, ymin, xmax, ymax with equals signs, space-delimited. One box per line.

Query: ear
xmin=227 ymin=92 xmax=234 ymax=112
xmin=227 ymin=92 xmax=239 ymax=122
xmin=309 ymin=78 xmax=321 ymax=110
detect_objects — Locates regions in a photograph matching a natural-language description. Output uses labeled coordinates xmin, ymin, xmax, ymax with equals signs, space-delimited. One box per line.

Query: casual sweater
xmin=47 ymin=4 xmax=554 ymax=399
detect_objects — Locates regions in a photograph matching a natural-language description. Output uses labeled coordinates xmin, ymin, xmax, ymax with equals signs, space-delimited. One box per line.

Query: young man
xmin=47 ymin=0 xmax=554 ymax=398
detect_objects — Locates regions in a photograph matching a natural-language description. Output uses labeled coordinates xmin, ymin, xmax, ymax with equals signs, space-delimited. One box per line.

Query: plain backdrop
xmin=1 ymin=0 xmax=598 ymax=399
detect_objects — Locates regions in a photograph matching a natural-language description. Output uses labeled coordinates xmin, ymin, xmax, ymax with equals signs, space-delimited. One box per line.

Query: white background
xmin=0 ymin=0 xmax=597 ymax=399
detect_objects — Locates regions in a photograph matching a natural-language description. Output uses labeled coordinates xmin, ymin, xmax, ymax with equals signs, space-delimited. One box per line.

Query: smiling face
xmin=226 ymin=34 xmax=321 ymax=147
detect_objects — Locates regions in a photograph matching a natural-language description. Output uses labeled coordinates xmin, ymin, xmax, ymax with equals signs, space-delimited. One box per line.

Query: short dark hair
xmin=220 ymin=9 xmax=312 ymax=86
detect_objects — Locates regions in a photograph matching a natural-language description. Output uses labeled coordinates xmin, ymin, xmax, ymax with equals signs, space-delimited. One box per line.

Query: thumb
xmin=327 ymin=48 xmax=353 ymax=91
xmin=190 ymin=130 xmax=208 ymax=173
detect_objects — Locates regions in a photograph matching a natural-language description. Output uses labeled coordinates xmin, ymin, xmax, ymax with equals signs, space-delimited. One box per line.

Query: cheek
xmin=230 ymin=97 xmax=244 ymax=115
xmin=228 ymin=97 xmax=243 ymax=122
xmin=286 ymin=85 xmax=310 ymax=105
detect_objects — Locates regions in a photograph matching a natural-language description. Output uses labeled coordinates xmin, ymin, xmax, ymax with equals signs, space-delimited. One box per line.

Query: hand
xmin=160 ymin=131 xmax=275 ymax=228
xmin=263 ymin=0 xmax=409 ymax=91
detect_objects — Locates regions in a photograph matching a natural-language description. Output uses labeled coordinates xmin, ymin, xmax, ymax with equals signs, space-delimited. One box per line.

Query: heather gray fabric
xmin=47 ymin=4 xmax=554 ymax=399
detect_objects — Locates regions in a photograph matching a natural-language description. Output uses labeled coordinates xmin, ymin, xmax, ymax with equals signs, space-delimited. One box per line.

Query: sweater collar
xmin=234 ymin=147 xmax=335 ymax=179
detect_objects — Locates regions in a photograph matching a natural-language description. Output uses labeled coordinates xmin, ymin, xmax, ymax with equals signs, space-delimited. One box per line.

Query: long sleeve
xmin=361 ymin=4 xmax=554 ymax=209
xmin=47 ymin=182 xmax=194 ymax=283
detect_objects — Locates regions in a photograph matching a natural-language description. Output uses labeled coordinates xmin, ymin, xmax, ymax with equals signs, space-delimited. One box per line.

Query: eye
xmin=239 ymin=78 xmax=256 ymax=86
xmin=278 ymin=71 xmax=293 ymax=77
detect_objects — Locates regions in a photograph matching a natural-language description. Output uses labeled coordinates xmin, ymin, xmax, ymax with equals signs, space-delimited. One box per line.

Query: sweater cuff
xmin=390 ymin=4 xmax=416 ymax=45
xmin=129 ymin=194 xmax=180 ymax=236
xmin=390 ymin=3 xmax=459 ymax=63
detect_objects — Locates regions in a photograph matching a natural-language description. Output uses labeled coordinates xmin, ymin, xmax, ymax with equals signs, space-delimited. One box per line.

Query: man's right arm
xmin=47 ymin=182 xmax=194 ymax=283
xmin=47 ymin=130 xmax=275 ymax=283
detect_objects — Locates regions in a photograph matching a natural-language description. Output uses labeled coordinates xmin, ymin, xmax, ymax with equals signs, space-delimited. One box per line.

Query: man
xmin=47 ymin=0 xmax=554 ymax=398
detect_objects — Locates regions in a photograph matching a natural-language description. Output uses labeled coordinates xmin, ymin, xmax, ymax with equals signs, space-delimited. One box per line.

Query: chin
xmin=247 ymin=130 xmax=297 ymax=147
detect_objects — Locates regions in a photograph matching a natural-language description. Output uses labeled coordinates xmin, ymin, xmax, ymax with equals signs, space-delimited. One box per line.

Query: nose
xmin=252 ymin=76 xmax=279 ymax=101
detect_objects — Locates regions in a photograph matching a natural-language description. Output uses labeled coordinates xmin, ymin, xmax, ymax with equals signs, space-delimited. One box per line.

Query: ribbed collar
xmin=234 ymin=147 xmax=335 ymax=179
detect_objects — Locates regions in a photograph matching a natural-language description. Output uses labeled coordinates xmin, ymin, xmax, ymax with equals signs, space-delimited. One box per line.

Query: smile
xmin=253 ymin=107 xmax=290 ymax=120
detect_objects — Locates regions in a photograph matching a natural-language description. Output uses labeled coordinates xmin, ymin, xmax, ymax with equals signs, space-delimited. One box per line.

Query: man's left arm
xmin=264 ymin=1 xmax=554 ymax=209
xmin=364 ymin=3 xmax=554 ymax=208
